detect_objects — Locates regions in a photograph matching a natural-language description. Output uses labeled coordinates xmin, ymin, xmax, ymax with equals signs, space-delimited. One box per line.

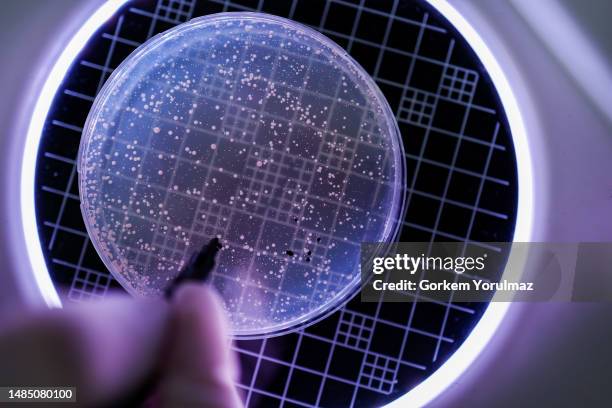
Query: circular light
xmin=21 ymin=0 xmax=131 ymax=309
xmin=21 ymin=0 xmax=534 ymax=406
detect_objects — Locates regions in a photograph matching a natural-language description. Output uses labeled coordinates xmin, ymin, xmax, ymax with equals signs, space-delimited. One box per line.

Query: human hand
xmin=0 ymin=284 xmax=242 ymax=407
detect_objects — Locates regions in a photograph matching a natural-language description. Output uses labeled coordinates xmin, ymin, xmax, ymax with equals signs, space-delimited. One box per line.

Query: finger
xmin=0 ymin=294 xmax=170 ymax=407
xmin=158 ymin=284 xmax=242 ymax=408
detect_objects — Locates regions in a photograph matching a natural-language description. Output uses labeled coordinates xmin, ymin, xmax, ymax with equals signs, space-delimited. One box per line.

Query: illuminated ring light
xmin=20 ymin=0 xmax=534 ymax=406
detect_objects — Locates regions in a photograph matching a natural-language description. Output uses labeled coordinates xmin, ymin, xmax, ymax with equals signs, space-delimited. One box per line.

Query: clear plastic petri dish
xmin=78 ymin=12 xmax=406 ymax=337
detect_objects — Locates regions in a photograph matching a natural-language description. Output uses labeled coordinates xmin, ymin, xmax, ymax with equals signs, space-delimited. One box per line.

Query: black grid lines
xmin=440 ymin=65 xmax=478 ymax=103
xmin=337 ymin=311 xmax=374 ymax=349
xmin=399 ymin=88 xmax=436 ymax=125
xmin=157 ymin=0 xmax=196 ymax=23
xmin=359 ymin=353 xmax=398 ymax=394
xmin=34 ymin=0 xmax=519 ymax=407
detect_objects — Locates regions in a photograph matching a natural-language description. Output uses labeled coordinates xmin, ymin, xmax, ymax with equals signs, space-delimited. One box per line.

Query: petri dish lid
xmin=78 ymin=12 xmax=406 ymax=337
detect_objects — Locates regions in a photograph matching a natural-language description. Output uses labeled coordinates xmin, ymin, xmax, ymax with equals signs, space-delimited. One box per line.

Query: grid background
xmin=35 ymin=0 xmax=518 ymax=406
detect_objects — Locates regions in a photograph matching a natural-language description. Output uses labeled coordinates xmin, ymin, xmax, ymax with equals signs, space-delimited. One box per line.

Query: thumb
xmin=158 ymin=284 xmax=242 ymax=408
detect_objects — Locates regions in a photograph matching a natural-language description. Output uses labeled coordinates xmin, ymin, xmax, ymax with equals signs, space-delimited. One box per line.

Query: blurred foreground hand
xmin=0 ymin=284 xmax=242 ymax=408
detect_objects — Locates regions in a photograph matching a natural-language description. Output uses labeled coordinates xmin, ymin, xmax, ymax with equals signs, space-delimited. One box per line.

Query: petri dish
xmin=78 ymin=12 xmax=406 ymax=337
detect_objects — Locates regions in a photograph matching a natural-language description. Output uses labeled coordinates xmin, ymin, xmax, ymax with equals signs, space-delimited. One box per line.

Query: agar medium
xmin=78 ymin=12 xmax=406 ymax=337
